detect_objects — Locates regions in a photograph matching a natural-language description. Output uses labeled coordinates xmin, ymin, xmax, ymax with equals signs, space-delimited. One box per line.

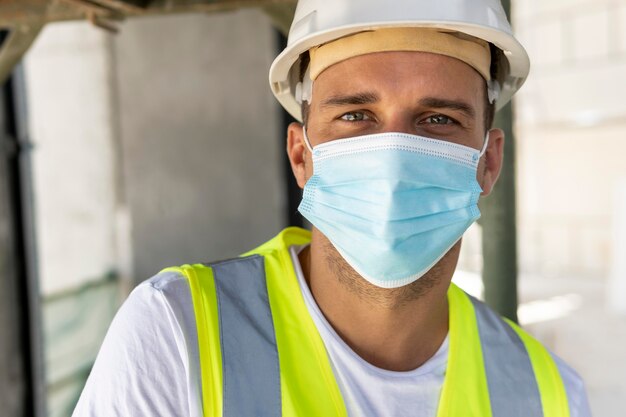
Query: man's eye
xmin=424 ymin=115 xmax=455 ymax=125
xmin=340 ymin=112 xmax=369 ymax=122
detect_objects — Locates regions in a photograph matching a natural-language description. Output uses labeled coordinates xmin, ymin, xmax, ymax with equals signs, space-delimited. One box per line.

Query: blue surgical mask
xmin=299 ymin=127 xmax=488 ymax=288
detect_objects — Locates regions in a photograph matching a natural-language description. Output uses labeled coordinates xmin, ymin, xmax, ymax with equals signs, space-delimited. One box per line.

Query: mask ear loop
xmin=302 ymin=125 xmax=314 ymax=153
xmin=478 ymin=132 xmax=490 ymax=158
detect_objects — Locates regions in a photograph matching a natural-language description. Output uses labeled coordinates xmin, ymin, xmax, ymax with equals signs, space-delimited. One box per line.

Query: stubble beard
xmin=321 ymin=237 xmax=459 ymax=310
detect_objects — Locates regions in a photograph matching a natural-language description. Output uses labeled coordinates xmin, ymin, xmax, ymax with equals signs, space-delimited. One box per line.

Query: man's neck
xmin=298 ymin=232 xmax=456 ymax=372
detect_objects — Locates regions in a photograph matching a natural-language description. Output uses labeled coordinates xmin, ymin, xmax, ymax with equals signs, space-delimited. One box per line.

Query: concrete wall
xmin=25 ymin=8 xmax=285 ymax=288
xmin=23 ymin=8 xmax=284 ymax=415
xmin=24 ymin=21 xmax=130 ymax=417
xmin=24 ymin=23 xmax=121 ymax=296
xmin=113 ymin=10 xmax=285 ymax=282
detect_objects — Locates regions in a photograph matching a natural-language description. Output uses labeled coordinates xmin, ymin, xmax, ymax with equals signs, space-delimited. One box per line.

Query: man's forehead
xmin=307 ymin=51 xmax=487 ymax=127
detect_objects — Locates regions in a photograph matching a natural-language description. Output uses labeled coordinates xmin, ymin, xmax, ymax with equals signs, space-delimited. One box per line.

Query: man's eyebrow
xmin=320 ymin=92 xmax=380 ymax=108
xmin=418 ymin=97 xmax=476 ymax=118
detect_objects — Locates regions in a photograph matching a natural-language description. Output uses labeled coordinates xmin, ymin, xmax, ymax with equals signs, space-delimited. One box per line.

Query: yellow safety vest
xmin=165 ymin=227 xmax=570 ymax=417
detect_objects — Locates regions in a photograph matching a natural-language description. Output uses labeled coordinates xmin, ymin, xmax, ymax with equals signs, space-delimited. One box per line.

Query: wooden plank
xmin=0 ymin=24 xmax=44 ymax=85
xmin=0 ymin=0 xmax=296 ymax=24
xmin=92 ymin=0 xmax=148 ymax=13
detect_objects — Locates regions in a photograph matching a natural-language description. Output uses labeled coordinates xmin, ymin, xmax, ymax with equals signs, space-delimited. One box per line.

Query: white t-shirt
xmin=73 ymin=245 xmax=592 ymax=417
xmin=290 ymin=245 xmax=449 ymax=417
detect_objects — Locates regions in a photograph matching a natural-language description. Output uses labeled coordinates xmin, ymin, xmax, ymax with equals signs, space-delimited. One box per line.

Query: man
xmin=74 ymin=0 xmax=592 ymax=416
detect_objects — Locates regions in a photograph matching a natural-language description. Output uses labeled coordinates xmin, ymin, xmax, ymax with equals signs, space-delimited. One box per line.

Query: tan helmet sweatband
xmin=308 ymin=27 xmax=492 ymax=82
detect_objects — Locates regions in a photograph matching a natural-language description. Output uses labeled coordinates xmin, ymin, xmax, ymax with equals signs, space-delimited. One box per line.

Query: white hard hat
xmin=269 ymin=0 xmax=530 ymax=122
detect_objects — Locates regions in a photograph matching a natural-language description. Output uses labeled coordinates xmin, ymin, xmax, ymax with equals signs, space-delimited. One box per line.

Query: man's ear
xmin=286 ymin=122 xmax=309 ymax=189
xmin=480 ymin=128 xmax=505 ymax=196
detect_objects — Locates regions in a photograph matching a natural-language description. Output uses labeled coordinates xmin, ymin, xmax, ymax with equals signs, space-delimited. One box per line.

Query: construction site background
xmin=11 ymin=0 xmax=626 ymax=415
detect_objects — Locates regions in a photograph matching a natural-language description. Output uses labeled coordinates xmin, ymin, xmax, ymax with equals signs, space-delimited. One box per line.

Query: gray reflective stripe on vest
xmin=469 ymin=296 xmax=544 ymax=417
xmin=211 ymin=255 xmax=281 ymax=417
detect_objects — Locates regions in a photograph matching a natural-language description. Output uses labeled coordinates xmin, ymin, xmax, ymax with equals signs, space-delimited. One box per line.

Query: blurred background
xmin=0 ymin=0 xmax=624 ymax=416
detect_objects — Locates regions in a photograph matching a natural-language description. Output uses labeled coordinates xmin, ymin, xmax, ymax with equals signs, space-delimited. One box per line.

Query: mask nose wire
xmin=302 ymin=125 xmax=315 ymax=153
xmin=479 ymin=132 xmax=490 ymax=157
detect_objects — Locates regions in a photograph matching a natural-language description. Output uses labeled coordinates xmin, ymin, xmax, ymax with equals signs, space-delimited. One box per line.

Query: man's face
xmin=308 ymin=50 xmax=492 ymax=172
xmin=287 ymin=51 xmax=504 ymax=300
xmin=291 ymin=50 xmax=503 ymax=197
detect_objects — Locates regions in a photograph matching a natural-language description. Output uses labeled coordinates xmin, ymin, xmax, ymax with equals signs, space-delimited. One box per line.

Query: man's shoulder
xmin=142 ymin=268 xmax=190 ymax=292
xmin=72 ymin=269 xmax=197 ymax=417
xmin=129 ymin=269 xmax=200 ymax=321
xmin=117 ymin=270 xmax=192 ymax=327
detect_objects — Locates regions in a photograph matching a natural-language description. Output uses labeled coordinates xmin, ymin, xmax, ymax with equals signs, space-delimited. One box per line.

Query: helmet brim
xmin=269 ymin=21 xmax=530 ymax=121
